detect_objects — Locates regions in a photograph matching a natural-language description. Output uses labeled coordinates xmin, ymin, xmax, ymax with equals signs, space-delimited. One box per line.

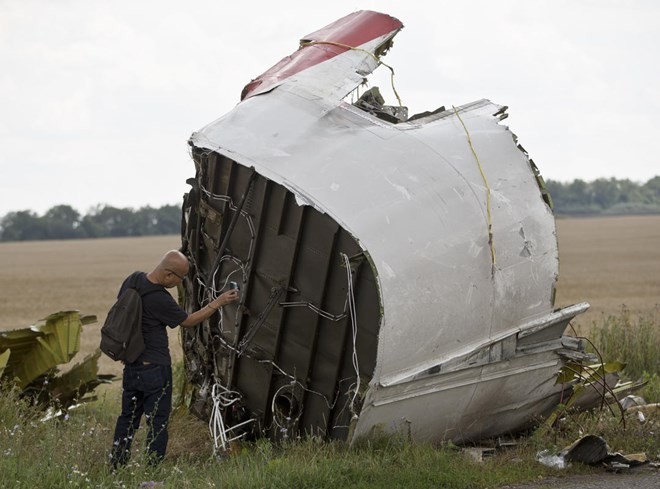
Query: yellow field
xmin=0 ymin=235 xmax=182 ymax=377
xmin=553 ymin=215 xmax=660 ymax=327
xmin=1 ymin=215 xmax=659 ymax=377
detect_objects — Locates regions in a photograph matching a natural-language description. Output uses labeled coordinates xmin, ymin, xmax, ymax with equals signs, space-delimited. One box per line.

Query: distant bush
xmin=0 ymin=204 xmax=181 ymax=242
xmin=603 ymin=202 xmax=660 ymax=215
xmin=547 ymin=176 xmax=660 ymax=216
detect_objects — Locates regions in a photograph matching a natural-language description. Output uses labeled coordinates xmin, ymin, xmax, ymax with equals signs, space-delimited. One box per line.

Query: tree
xmin=80 ymin=206 xmax=137 ymax=237
xmin=565 ymin=179 xmax=590 ymax=206
xmin=43 ymin=205 xmax=83 ymax=239
xmin=642 ymin=176 xmax=660 ymax=204
xmin=0 ymin=210 xmax=47 ymax=241
xmin=154 ymin=205 xmax=181 ymax=235
xmin=3 ymin=176 xmax=655 ymax=241
xmin=545 ymin=176 xmax=660 ymax=215
xmin=591 ymin=178 xmax=619 ymax=209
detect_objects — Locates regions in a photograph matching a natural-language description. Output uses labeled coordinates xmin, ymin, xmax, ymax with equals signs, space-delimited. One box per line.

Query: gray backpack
xmin=100 ymin=273 xmax=152 ymax=363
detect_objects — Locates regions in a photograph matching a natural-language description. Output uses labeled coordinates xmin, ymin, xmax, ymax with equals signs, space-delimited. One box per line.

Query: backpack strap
xmin=127 ymin=271 xmax=142 ymax=290
xmin=126 ymin=271 xmax=163 ymax=299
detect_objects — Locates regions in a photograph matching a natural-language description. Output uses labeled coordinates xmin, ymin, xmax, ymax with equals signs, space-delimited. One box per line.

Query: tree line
xmin=0 ymin=204 xmax=181 ymax=241
xmin=546 ymin=176 xmax=660 ymax=215
xmin=1 ymin=176 xmax=659 ymax=241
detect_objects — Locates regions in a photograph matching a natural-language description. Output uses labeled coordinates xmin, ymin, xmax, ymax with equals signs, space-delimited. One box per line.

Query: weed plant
xmin=533 ymin=307 xmax=660 ymax=458
xmin=589 ymin=305 xmax=660 ymax=401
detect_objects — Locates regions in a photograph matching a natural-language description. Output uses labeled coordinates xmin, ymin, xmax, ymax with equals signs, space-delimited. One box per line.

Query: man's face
xmin=164 ymin=266 xmax=188 ymax=288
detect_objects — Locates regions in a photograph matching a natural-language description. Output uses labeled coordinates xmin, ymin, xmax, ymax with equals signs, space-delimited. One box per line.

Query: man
xmin=110 ymin=249 xmax=239 ymax=468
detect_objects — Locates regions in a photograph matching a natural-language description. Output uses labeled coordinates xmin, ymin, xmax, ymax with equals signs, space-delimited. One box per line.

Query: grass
xmin=1 ymin=219 xmax=660 ymax=487
xmin=2 ymin=308 xmax=659 ymax=488
xmin=530 ymin=307 xmax=660 ymax=467
xmin=590 ymin=306 xmax=660 ymax=381
xmin=0 ymin=385 xmax=569 ymax=489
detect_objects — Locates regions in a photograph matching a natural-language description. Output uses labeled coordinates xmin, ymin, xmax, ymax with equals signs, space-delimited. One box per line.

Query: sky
xmin=1 ymin=0 xmax=659 ymax=216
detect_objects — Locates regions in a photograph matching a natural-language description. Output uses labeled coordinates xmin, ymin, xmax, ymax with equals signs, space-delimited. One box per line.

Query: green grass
xmin=1 ymin=308 xmax=659 ymax=488
xmin=537 ymin=307 xmax=660 ymax=459
xmin=0 ymin=387 xmax=551 ymax=489
xmin=589 ymin=306 xmax=660 ymax=402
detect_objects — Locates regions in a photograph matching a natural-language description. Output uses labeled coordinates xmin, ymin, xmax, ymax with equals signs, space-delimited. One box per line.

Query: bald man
xmin=110 ymin=250 xmax=238 ymax=468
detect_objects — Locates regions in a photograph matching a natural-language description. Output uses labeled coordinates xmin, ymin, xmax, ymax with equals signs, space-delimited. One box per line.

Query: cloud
xmin=1 ymin=0 xmax=659 ymax=215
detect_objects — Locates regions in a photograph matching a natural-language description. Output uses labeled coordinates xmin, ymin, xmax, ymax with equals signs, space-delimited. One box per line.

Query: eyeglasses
xmin=166 ymin=268 xmax=186 ymax=281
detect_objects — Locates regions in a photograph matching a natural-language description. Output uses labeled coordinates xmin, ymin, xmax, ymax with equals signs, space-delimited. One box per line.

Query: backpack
xmin=100 ymin=272 xmax=153 ymax=363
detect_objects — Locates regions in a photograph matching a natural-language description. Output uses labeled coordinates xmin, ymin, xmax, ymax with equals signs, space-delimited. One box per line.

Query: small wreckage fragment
xmin=178 ymin=10 xmax=590 ymax=448
xmin=0 ymin=311 xmax=114 ymax=412
xmin=537 ymin=434 xmax=650 ymax=471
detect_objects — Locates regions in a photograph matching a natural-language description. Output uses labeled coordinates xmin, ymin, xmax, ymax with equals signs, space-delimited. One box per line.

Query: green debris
xmin=0 ymin=311 xmax=115 ymax=411
xmin=0 ymin=348 xmax=9 ymax=378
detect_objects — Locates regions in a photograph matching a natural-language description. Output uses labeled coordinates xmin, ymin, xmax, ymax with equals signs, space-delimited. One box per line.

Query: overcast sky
xmin=1 ymin=0 xmax=659 ymax=216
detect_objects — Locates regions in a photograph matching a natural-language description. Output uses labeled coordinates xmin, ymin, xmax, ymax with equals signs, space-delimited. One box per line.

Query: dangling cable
xmin=453 ymin=105 xmax=496 ymax=276
xmin=300 ymin=40 xmax=403 ymax=107
xmin=209 ymin=382 xmax=254 ymax=455
xmin=340 ymin=253 xmax=361 ymax=418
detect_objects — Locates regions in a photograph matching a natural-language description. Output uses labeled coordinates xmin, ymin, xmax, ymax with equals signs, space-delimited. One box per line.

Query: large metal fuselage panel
xmin=182 ymin=151 xmax=380 ymax=440
xmin=179 ymin=9 xmax=589 ymax=446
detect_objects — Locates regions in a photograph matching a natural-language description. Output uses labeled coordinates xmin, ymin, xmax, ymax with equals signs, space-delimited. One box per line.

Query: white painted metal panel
xmin=187 ymin=9 xmax=587 ymax=444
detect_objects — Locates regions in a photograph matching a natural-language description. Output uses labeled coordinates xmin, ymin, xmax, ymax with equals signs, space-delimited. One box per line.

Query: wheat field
xmin=553 ymin=215 xmax=660 ymax=328
xmin=0 ymin=235 xmax=182 ymax=377
xmin=1 ymin=215 xmax=659 ymax=378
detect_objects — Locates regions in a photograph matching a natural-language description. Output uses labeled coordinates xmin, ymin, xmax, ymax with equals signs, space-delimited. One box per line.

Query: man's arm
xmin=180 ymin=289 xmax=239 ymax=328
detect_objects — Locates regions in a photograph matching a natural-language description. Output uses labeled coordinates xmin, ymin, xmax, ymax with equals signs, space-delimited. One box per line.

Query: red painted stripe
xmin=241 ymin=10 xmax=403 ymax=100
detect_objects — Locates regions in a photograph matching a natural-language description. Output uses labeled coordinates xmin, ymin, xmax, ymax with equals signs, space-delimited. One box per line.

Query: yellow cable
xmin=300 ymin=40 xmax=403 ymax=107
xmin=452 ymin=105 xmax=496 ymax=274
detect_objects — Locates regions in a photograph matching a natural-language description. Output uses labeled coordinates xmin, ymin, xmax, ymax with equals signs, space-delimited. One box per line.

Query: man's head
xmin=153 ymin=250 xmax=190 ymax=288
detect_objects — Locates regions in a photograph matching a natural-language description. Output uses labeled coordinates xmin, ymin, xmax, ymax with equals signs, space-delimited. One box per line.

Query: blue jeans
xmin=110 ymin=363 xmax=172 ymax=467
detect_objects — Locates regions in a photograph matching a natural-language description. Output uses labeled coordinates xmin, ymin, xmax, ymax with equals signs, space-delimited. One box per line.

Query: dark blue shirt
xmin=118 ymin=271 xmax=188 ymax=365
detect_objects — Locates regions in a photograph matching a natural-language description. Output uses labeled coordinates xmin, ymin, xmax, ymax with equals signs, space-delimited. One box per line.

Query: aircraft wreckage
xmin=0 ymin=311 xmax=114 ymax=412
xmin=178 ymin=10 xmax=590 ymax=447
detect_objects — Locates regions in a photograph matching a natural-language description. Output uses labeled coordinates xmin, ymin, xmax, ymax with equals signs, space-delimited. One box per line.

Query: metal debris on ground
xmin=463 ymin=447 xmax=496 ymax=463
xmin=0 ymin=311 xmax=115 ymax=413
xmin=537 ymin=434 xmax=651 ymax=472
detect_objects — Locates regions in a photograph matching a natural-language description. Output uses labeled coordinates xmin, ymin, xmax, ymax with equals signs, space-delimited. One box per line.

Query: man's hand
xmin=181 ymin=289 xmax=241 ymax=327
xmin=212 ymin=289 xmax=240 ymax=309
